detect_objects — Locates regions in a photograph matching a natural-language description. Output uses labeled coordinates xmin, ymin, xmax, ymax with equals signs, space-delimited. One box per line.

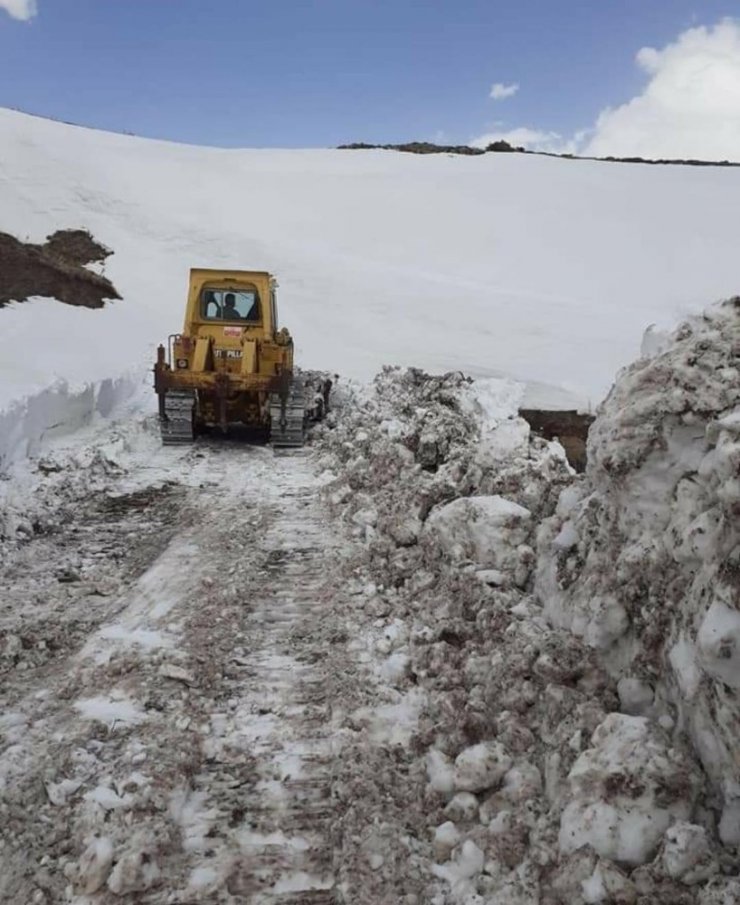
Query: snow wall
xmin=0 ymin=375 xmax=141 ymax=473
xmin=537 ymin=297 xmax=740 ymax=843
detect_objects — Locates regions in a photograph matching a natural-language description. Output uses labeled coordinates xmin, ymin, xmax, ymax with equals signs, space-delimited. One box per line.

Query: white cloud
xmin=470 ymin=126 xmax=574 ymax=154
xmin=490 ymin=82 xmax=519 ymax=101
xmin=471 ymin=20 xmax=740 ymax=162
xmin=0 ymin=0 xmax=37 ymax=21
xmin=584 ymin=19 xmax=740 ymax=160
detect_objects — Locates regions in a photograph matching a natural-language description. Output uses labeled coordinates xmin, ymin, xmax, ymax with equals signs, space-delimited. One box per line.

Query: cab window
xmin=202 ymin=288 xmax=261 ymax=322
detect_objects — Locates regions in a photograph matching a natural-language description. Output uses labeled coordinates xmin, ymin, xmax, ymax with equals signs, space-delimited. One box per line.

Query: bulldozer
xmin=154 ymin=268 xmax=318 ymax=446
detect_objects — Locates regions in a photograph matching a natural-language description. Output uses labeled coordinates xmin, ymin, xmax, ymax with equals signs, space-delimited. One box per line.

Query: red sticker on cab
xmin=223 ymin=326 xmax=243 ymax=337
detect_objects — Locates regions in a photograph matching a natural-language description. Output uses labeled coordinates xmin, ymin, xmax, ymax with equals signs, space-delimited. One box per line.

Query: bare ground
xmin=0 ymin=229 xmax=120 ymax=309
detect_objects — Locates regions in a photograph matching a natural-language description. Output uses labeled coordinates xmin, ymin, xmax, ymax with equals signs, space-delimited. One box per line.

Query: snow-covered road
xmin=5 ymin=335 xmax=740 ymax=905
xmin=0 ymin=424 xmax=360 ymax=903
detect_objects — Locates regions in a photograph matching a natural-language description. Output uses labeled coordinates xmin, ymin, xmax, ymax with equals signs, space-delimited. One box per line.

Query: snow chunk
xmin=662 ymin=821 xmax=718 ymax=885
xmin=76 ymin=836 xmax=115 ymax=894
xmin=187 ymin=866 xmax=220 ymax=893
xmin=581 ymin=859 xmax=636 ymax=904
xmin=617 ymin=676 xmax=654 ymax=716
xmin=669 ymin=635 xmax=702 ymax=700
xmin=107 ymin=843 xmax=160 ymax=895
xmin=468 ymin=378 xmax=524 ymax=432
xmin=45 ymin=777 xmax=81 ymax=806
xmin=453 ymin=740 xmax=512 ymax=793
xmin=426 ymin=748 xmax=455 ymax=795
xmin=433 ymin=839 xmax=485 ymax=884
xmin=698 ymin=879 xmax=740 ymax=904
xmin=719 ymin=799 xmax=740 ymax=846
xmin=423 ymin=495 xmax=531 ymax=571
xmin=158 ymin=663 xmax=197 ymax=686
xmin=697 ymin=600 xmax=740 ymax=689
xmin=559 ymin=714 xmax=699 ymax=865
xmin=433 ymin=821 xmax=461 ymax=862
xmin=84 ymin=785 xmax=132 ymax=811
xmin=474 ymin=418 xmax=530 ymax=462
xmin=444 ymin=792 xmax=479 ymax=823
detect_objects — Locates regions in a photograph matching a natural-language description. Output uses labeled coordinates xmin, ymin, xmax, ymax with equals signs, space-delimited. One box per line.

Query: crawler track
xmin=269 ymin=379 xmax=308 ymax=448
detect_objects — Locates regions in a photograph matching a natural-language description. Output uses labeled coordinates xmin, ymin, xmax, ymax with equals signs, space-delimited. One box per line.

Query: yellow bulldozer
xmin=154 ymin=268 xmax=321 ymax=446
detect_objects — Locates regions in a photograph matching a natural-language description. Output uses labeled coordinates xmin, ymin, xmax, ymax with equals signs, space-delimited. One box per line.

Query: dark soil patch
xmin=338 ymin=139 xmax=740 ymax=167
xmin=338 ymin=141 xmax=485 ymax=156
xmin=0 ymin=228 xmax=121 ymax=309
xmin=520 ymin=408 xmax=595 ymax=473
xmin=97 ymin=483 xmax=181 ymax=516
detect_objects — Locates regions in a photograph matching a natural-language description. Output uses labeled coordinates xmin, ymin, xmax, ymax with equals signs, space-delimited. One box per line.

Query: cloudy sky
xmin=0 ymin=0 xmax=739 ymax=160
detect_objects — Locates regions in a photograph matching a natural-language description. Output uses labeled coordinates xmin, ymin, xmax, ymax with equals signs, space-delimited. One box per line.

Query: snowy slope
xmin=1 ymin=107 xmax=740 ymax=455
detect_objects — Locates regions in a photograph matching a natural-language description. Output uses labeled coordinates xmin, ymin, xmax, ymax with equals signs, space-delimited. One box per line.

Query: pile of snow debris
xmin=537 ymin=297 xmax=740 ymax=900
xmin=314 ymin=343 xmax=740 ymax=903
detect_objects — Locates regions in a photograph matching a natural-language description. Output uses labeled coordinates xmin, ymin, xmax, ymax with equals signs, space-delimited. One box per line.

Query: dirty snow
xmin=2 ymin=319 xmax=740 ymax=900
xmin=2 ymin=107 xmax=740 ymax=903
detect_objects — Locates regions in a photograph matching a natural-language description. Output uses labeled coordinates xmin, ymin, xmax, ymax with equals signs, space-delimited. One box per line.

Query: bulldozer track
xmin=269 ymin=378 xmax=308 ymax=448
xmin=160 ymin=389 xmax=196 ymax=443
xmin=159 ymin=378 xmax=312 ymax=448
xmin=184 ymin=451 xmax=342 ymax=903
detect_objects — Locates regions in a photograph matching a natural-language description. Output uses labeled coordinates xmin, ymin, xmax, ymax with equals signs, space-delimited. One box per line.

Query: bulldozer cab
xmin=185 ymin=269 xmax=278 ymax=338
xmin=202 ymin=289 xmax=260 ymax=322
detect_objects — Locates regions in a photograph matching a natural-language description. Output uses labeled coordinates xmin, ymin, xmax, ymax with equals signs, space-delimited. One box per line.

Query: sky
xmin=0 ymin=0 xmax=739 ymax=159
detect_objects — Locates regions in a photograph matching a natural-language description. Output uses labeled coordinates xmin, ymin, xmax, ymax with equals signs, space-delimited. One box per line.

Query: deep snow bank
xmin=315 ymin=361 xmax=740 ymax=903
xmin=0 ymin=373 xmax=142 ymax=472
xmin=536 ymin=298 xmax=740 ymax=893
xmin=3 ymin=106 xmax=740 ymax=429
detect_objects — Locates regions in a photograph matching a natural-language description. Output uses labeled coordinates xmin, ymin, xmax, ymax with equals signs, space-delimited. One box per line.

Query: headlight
xmin=176 ymin=359 xmax=189 ymax=369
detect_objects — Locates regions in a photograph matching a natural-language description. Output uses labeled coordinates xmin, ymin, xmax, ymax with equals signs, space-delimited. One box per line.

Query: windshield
xmin=202 ymin=288 xmax=261 ymax=322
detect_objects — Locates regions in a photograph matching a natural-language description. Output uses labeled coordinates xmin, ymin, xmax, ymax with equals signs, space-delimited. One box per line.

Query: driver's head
xmin=224 ymin=293 xmax=236 ymax=308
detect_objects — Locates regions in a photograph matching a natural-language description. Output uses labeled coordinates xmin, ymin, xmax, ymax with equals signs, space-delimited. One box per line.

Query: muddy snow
xmin=3 ymin=301 xmax=740 ymax=903
xmin=0 ymin=422 xmax=356 ymax=903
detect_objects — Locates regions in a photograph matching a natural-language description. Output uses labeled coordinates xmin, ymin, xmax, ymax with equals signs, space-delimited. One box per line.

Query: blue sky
xmin=0 ymin=1 xmax=737 ymax=148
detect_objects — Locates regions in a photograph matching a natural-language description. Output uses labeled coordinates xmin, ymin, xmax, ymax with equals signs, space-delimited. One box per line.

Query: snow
xmin=537 ymin=299 xmax=740 ymax=840
xmin=444 ymin=792 xmax=480 ymax=823
xmin=75 ymin=836 xmax=114 ymax=895
xmin=4 ymin=107 xmax=740 ymax=463
xmin=616 ymin=676 xmax=654 ymax=716
xmin=4 ymin=107 xmax=740 ymax=903
xmin=433 ymin=821 xmax=462 ymax=861
xmin=433 ymin=839 xmax=485 ymax=884
xmin=422 ymin=495 xmax=532 ymax=574
xmin=314 ymin=354 xmax=740 ymax=901
xmin=662 ymin=822 xmax=719 ymax=885
xmin=453 ymin=741 xmax=512 ymax=793
xmin=427 ymin=749 xmax=456 ymax=795
xmin=559 ymin=714 xmax=700 ymax=865
xmin=696 ymin=600 xmax=740 ymax=689
xmin=73 ymin=694 xmax=147 ymax=726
